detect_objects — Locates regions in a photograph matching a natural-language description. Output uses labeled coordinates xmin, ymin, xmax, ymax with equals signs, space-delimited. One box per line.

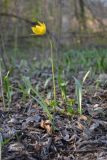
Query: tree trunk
xmin=79 ymin=0 xmax=86 ymax=31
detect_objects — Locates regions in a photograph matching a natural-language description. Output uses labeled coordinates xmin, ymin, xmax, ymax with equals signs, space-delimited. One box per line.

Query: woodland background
xmin=0 ymin=0 xmax=107 ymax=61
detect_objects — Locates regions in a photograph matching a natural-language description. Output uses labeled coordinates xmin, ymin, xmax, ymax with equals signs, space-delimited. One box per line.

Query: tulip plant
xmin=31 ymin=20 xmax=56 ymax=111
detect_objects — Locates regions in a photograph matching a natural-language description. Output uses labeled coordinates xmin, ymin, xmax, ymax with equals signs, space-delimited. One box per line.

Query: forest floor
xmin=1 ymin=49 xmax=107 ymax=160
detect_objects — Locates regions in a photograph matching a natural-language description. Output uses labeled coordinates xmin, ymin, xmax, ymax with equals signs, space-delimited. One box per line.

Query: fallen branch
xmin=0 ymin=12 xmax=32 ymax=24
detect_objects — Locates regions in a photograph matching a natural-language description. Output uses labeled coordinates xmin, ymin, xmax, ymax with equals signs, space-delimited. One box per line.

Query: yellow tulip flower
xmin=31 ymin=21 xmax=46 ymax=36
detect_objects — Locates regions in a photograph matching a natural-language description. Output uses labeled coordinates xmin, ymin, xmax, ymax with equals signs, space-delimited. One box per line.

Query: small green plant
xmin=58 ymin=67 xmax=68 ymax=101
xmin=19 ymin=76 xmax=52 ymax=120
xmin=3 ymin=71 xmax=13 ymax=107
xmin=96 ymin=54 xmax=107 ymax=73
xmin=59 ymin=82 xmax=68 ymax=101
xmin=66 ymin=98 xmax=75 ymax=115
xmin=74 ymin=77 xmax=82 ymax=114
xmin=19 ymin=76 xmax=32 ymax=99
xmin=1 ymin=138 xmax=10 ymax=146
xmin=74 ymin=70 xmax=90 ymax=115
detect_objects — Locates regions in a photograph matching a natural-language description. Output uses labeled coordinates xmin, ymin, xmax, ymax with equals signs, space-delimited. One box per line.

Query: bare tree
xmin=74 ymin=0 xmax=86 ymax=32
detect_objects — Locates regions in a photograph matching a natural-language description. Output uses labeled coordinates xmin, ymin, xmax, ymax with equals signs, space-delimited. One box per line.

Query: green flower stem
xmin=48 ymin=37 xmax=56 ymax=102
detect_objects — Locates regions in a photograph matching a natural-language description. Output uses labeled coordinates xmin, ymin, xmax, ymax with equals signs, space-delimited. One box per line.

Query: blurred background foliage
xmin=0 ymin=0 xmax=107 ymax=62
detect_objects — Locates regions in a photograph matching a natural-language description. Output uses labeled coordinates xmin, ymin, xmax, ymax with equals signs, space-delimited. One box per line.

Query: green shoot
xmin=3 ymin=71 xmax=13 ymax=107
xmin=59 ymin=82 xmax=68 ymax=101
xmin=83 ymin=70 xmax=90 ymax=83
xmin=58 ymin=67 xmax=68 ymax=101
xmin=0 ymin=59 xmax=5 ymax=109
xmin=66 ymin=98 xmax=75 ymax=115
xmin=74 ymin=69 xmax=90 ymax=115
xmin=74 ymin=77 xmax=82 ymax=115
xmin=19 ymin=76 xmax=32 ymax=99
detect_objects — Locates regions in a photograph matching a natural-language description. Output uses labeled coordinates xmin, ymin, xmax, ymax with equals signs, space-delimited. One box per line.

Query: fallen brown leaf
xmin=40 ymin=120 xmax=52 ymax=135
